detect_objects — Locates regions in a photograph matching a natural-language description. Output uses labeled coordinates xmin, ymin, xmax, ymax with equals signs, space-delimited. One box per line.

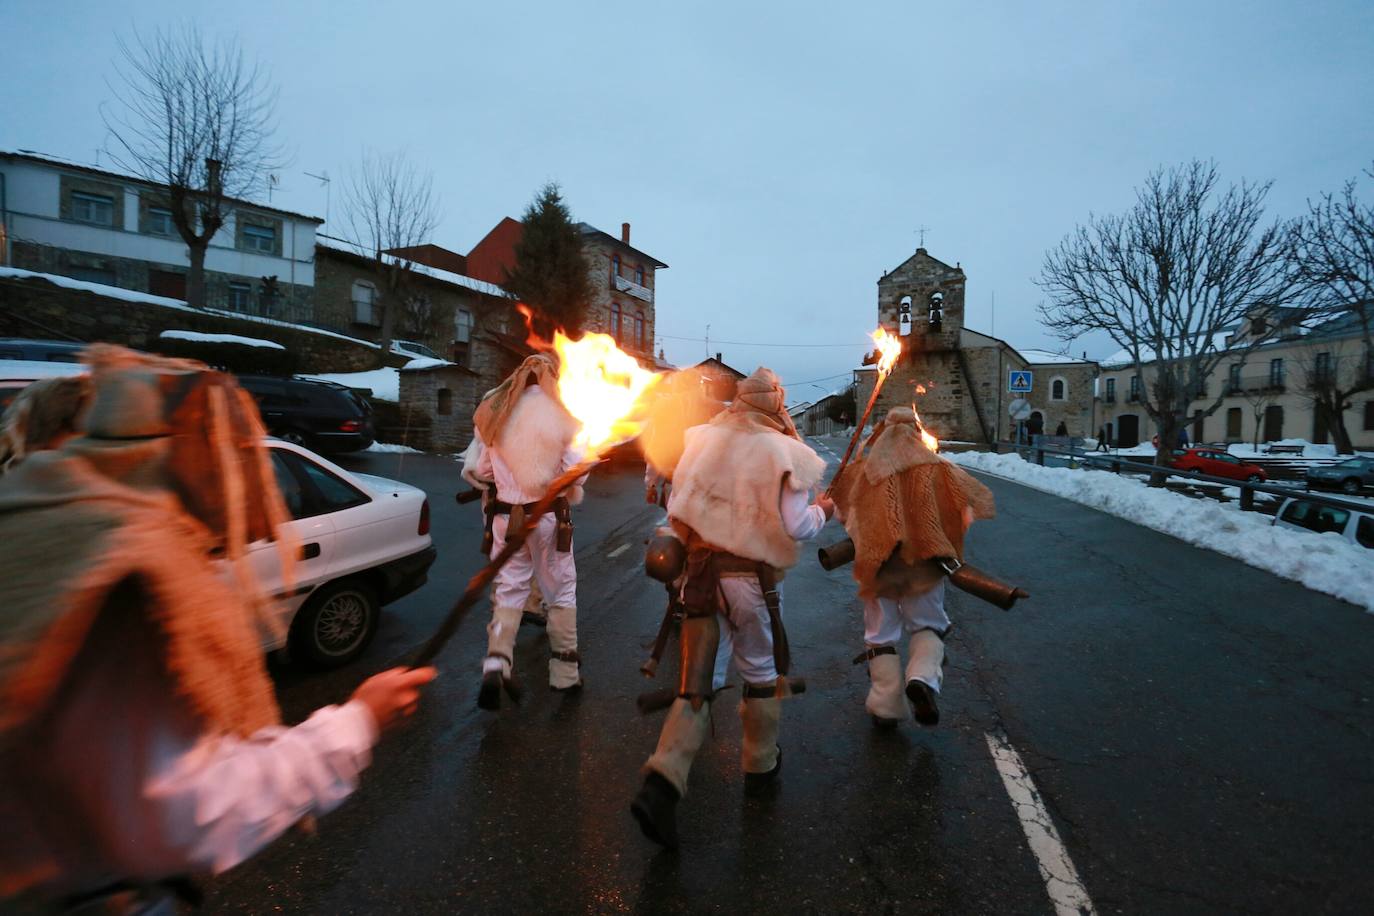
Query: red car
xmin=1169 ymin=447 xmax=1267 ymax=482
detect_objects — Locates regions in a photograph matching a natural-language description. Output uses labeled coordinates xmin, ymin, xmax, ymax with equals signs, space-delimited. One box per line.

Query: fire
xmin=915 ymin=384 xmax=927 ymax=395
xmin=911 ymin=403 xmax=939 ymax=452
xmin=552 ymin=330 xmax=661 ymax=455
xmin=871 ymin=326 xmax=902 ymax=377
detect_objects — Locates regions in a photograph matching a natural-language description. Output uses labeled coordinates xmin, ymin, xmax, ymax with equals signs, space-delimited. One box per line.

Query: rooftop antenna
xmin=267 ymin=173 xmax=280 ymax=203
xmin=991 ymin=290 xmax=996 ymax=338
xmin=304 ymin=170 xmax=331 ymax=225
xmin=705 ymin=324 xmax=710 ymax=359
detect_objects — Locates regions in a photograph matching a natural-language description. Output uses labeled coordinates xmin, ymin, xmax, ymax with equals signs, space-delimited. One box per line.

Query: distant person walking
xmin=1054 ymin=420 xmax=1068 ymax=437
xmin=1096 ymin=426 xmax=1110 ymax=452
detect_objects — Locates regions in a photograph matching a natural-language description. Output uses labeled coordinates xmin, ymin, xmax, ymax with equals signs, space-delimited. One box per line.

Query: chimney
xmin=621 ymin=222 xmax=631 ymax=244
xmin=716 ymin=352 xmax=722 ymax=362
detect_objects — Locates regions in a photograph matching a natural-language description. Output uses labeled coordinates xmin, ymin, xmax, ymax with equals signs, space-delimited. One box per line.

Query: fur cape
xmin=0 ymin=441 xmax=281 ymax=747
xmin=835 ymin=408 xmax=996 ymax=599
xmin=492 ymin=385 xmax=583 ymax=503
xmin=473 ymin=353 xmax=561 ymax=447
xmin=667 ymin=421 xmax=826 ymax=569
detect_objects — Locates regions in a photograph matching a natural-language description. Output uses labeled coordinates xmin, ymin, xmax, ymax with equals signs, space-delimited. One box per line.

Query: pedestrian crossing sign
xmin=1008 ymin=370 xmax=1033 ymax=393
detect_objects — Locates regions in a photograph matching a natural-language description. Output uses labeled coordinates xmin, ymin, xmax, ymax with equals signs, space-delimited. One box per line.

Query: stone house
xmin=0 ymin=150 xmax=321 ymax=320
xmin=854 ymin=247 xmax=1100 ymax=443
xmin=397 ymin=362 xmax=483 ymax=452
xmin=693 ymin=354 xmax=747 ymax=402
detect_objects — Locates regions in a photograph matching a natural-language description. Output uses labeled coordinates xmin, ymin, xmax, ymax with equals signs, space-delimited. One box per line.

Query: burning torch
xmin=414 ymin=332 xmax=661 ymax=667
xmin=825 ymin=326 xmax=903 ymax=497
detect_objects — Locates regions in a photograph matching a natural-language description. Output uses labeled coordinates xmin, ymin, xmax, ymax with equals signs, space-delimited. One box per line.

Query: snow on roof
xmin=302 ymin=368 xmax=400 ymax=402
xmin=316 ymin=235 xmax=511 ymax=299
xmin=1099 ymin=329 xmax=1236 ymax=368
xmin=398 ymin=356 xmax=456 ymax=371
xmin=159 ymin=330 xmax=286 ymax=351
xmin=1020 ymin=348 xmax=1094 ymax=365
xmin=0 ymin=267 xmax=384 ymax=351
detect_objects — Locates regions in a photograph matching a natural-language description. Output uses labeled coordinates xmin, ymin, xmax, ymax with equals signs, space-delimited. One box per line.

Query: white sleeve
xmin=780 ymin=485 xmax=827 ymax=541
xmin=466 ymin=434 xmax=495 ymax=488
xmin=147 ymin=700 xmax=379 ymax=874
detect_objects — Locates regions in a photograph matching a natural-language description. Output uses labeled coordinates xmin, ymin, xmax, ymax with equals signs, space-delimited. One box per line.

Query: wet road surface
xmin=204 ymin=445 xmax=1374 ymax=914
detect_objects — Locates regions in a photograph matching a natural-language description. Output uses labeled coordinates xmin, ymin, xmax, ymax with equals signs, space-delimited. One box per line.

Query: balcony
xmin=1104 ymin=393 xmax=1117 ymax=404
xmin=614 ymin=274 xmax=653 ymax=303
xmin=1224 ymin=375 xmax=1286 ymax=396
xmin=1126 ymin=392 xmax=1141 ymax=403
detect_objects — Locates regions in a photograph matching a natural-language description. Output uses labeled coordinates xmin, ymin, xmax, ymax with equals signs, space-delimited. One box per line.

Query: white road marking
xmin=606 ymin=543 xmax=631 ymax=559
xmin=985 ymin=730 xmax=1096 ymax=916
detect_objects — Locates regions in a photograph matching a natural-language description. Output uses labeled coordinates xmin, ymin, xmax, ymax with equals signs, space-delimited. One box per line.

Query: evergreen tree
xmin=504 ymin=183 xmax=596 ymax=337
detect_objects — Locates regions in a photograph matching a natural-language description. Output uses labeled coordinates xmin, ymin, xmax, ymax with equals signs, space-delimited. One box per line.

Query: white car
xmin=255 ymin=440 xmax=436 ymax=666
xmin=1272 ymin=497 xmax=1374 ymax=551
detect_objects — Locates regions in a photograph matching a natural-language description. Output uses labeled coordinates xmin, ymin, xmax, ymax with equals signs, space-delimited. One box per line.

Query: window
xmin=227 ymin=282 xmax=253 ymax=312
xmin=71 ymin=191 xmax=114 ymax=226
xmin=610 ymin=302 xmax=622 ymax=341
xmin=1357 ymin=516 xmax=1374 ymax=550
xmin=635 ymin=265 xmax=645 ymax=285
xmin=352 ymin=281 xmax=377 ymax=325
xmin=1051 ymin=378 xmax=1066 ymax=401
xmin=67 ymin=266 xmax=116 ymax=286
xmin=148 ymin=269 xmax=185 ymax=300
xmin=242 ymin=223 xmax=276 ymax=253
xmin=1315 ymin=351 xmax=1332 ymax=383
xmin=455 ymin=308 xmax=473 ymax=343
xmin=634 ymin=312 xmax=646 ymax=351
xmin=1226 ymin=407 xmax=1242 ymax=440
xmin=147 ymin=206 xmax=175 ymax=236
xmin=1129 ymin=375 xmax=1141 ymax=402
xmin=1228 ymin=363 xmax=1242 ymax=394
xmin=437 ymin=388 xmax=453 ymax=416
xmin=295 ymin=456 xmax=369 ymax=512
xmin=611 ymin=255 xmax=621 ymax=282
xmin=1365 ymin=400 xmax=1374 ymax=432
xmin=269 ymin=451 xmax=308 ymax=520
xmin=1105 ymin=378 xmax=1116 ymax=403
xmin=1269 ymin=358 xmax=1285 ymax=388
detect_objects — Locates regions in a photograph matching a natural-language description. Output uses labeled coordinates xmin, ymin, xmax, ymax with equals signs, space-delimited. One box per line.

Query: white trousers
xmin=863 ymin=580 xmax=948 ymax=693
xmin=485 ymin=513 xmax=580 ymax=687
xmin=711 ymin=576 xmax=783 ymax=690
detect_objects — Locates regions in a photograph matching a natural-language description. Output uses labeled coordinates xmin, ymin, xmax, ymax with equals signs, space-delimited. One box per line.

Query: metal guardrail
xmin=1003 ymin=442 xmax=1372 ymax=517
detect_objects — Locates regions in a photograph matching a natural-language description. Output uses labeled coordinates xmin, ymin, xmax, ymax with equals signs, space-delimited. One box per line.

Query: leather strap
xmin=852 ymin=645 xmax=898 ymax=665
xmin=551 ymin=649 xmax=580 ymax=664
xmin=486 ymin=651 xmax=513 ymax=666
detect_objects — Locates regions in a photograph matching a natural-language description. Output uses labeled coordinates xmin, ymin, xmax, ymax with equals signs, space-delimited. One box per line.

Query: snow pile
xmin=951 ymin=451 xmax=1374 ymax=612
xmin=401 ymin=357 xmax=453 ymax=371
xmin=302 ymin=368 xmax=399 ymax=402
xmin=160 ymin=330 xmax=286 ymax=351
xmin=367 ymin=442 xmax=423 ymax=454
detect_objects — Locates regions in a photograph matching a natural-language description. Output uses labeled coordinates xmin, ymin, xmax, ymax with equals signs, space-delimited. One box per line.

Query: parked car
xmin=0 ymin=338 xmax=86 ymax=363
xmin=1305 ymin=457 xmax=1374 ymax=495
xmin=392 ymin=339 xmax=442 ymax=360
xmin=1169 ymin=447 xmax=1268 ymax=483
xmin=237 ymin=374 xmax=376 ymax=454
xmin=251 ymin=439 xmax=436 ymax=665
xmin=1272 ymin=497 xmax=1374 ymax=550
xmin=0 ymin=358 xmax=88 ymax=416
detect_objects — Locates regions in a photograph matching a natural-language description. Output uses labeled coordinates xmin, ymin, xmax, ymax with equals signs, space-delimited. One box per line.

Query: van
xmin=1272 ymin=497 xmax=1374 ymax=550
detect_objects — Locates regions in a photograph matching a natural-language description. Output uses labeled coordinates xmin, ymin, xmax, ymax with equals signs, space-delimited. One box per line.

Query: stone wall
xmin=398 ymin=365 xmax=482 ymax=452
xmin=11 ymin=240 xmax=313 ymax=322
xmin=0 ymin=272 xmax=394 ymax=373
xmin=1024 ymin=363 xmax=1097 ymax=437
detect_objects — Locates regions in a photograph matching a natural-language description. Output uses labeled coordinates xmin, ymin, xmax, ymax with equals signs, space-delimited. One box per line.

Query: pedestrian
xmin=1096 ymin=425 xmax=1110 ymax=452
xmin=630 ymin=367 xmax=833 ymax=849
xmin=1027 ymin=413 xmax=1044 ymax=440
xmin=0 ymin=346 xmax=435 ymax=912
xmin=0 ymin=374 xmax=90 ymax=473
xmin=832 ymin=407 xmax=995 ymax=729
xmin=1054 ymin=420 xmax=1068 ymax=437
xmin=467 ymin=353 xmax=588 ymax=708
xmin=1178 ymin=426 xmax=1191 ymax=448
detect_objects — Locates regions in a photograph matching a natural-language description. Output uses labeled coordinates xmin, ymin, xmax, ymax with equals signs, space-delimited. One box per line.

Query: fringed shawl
xmin=473 ymin=353 xmax=564 ymax=446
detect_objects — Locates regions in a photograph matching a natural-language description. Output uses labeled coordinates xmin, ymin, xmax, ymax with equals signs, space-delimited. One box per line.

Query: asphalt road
xmin=204 ymin=444 xmax=1374 ymax=914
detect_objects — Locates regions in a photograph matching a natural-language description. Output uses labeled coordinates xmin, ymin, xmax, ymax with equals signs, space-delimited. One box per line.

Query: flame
xmin=911 ymin=403 xmax=939 ymax=452
xmin=871 ymin=326 xmax=902 ymax=377
xmin=914 ymin=384 xmax=927 ymax=395
xmin=515 ymin=303 xmax=547 ymax=351
xmin=552 ymin=330 xmax=661 ymax=455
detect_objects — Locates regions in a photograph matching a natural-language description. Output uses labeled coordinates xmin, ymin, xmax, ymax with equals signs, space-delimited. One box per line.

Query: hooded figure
xmin=631 ymin=367 xmax=833 ymax=849
xmin=833 ymin=406 xmax=995 ymax=728
xmin=467 ymin=353 xmax=588 ymax=706
xmin=0 ymin=346 xmax=433 ymax=909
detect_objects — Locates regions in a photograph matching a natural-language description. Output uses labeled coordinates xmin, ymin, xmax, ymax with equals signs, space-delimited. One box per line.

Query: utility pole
xmin=705 ymin=324 xmax=710 ymax=359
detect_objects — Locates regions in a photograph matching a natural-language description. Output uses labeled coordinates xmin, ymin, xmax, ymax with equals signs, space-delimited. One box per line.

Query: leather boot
xmin=631 ymin=771 xmax=681 ymax=850
xmin=864 ymin=646 xmax=908 ymax=727
xmin=478 ymin=605 xmax=524 ymax=710
xmin=740 ymin=694 xmax=782 ymax=788
xmin=546 ymin=604 xmax=581 ymax=689
xmin=905 ymin=629 xmax=945 ymax=726
xmin=644 ymin=698 xmax=711 ymax=796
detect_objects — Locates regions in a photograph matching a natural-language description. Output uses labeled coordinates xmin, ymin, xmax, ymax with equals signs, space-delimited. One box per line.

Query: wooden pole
xmin=825 ymin=367 xmax=892 ymax=497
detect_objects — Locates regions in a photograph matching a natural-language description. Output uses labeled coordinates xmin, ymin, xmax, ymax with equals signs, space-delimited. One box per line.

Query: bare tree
xmin=104 ymin=27 xmax=285 ymax=308
xmin=1291 ymin=165 xmax=1374 ymax=454
xmin=341 ymin=152 xmax=440 ymax=365
xmin=1038 ymin=160 xmax=1303 ymax=480
xmin=1239 ymin=383 xmax=1280 ymax=450
xmin=1293 ymin=339 xmax=1368 ymax=452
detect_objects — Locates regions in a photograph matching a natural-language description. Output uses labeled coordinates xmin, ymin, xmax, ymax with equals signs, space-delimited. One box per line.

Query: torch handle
xmin=824 ymin=370 xmax=889 ymax=497
xmin=413 ymin=458 xmax=602 ymax=667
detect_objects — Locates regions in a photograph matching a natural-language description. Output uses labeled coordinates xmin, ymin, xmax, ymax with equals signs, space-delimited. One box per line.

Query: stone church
xmin=854 ymin=248 xmax=1097 ymax=443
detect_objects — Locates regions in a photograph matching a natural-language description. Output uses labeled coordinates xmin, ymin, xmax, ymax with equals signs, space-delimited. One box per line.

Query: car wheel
xmin=1342 ymin=478 xmax=1361 ymax=494
xmin=1246 ymin=474 xmax=1263 ymax=483
xmin=275 ymin=428 xmax=309 ymax=447
xmin=289 ymin=579 xmax=380 ymax=667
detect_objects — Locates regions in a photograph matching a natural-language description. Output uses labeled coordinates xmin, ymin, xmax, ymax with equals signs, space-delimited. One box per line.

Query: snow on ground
xmin=366 ymin=442 xmax=423 ymax=454
xmin=159 ymin=330 xmax=286 ymax=350
xmin=304 ymin=368 xmax=399 ymax=401
xmin=950 ymin=451 xmax=1374 ymax=613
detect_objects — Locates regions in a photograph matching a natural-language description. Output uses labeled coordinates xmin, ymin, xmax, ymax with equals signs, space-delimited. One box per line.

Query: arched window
xmin=611 ymin=255 xmax=621 ymax=283
xmin=927 ymin=291 xmax=944 ymax=332
xmin=634 ymin=311 xmax=645 ymax=350
xmin=610 ymin=302 xmax=622 ymax=341
xmin=437 ymin=388 xmax=452 ymax=416
xmin=1051 ymin=377 xmax=1066 ymax=401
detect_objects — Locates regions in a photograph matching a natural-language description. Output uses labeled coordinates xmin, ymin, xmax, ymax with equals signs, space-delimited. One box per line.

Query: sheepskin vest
xmin=668 ymin=423 xmax=826 ymax=569
xmin=492 ymin=386 xmax=580 ymax=500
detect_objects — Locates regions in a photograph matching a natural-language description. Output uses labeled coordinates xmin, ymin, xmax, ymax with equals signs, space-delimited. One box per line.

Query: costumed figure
xmin=0 ymin=346 xmax=434 ymax=912
xmin=832 ymin=407 xmax=995 ymax=729
xmin=468 ymin=353 xmax=588 ymax=709
xmin=0 ymin=374 xmax=91 ymax=473
xmin=631 ymin=368 xmax=833 ymax=849
xmin=639 ymin=366 xmax=724 ymax=505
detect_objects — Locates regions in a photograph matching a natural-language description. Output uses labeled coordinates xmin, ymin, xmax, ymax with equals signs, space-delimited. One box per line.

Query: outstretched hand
xmin=351 ymin=666 xmax=438 ymax=733
xmin=816 ymin=493 xmax=836 ymax=520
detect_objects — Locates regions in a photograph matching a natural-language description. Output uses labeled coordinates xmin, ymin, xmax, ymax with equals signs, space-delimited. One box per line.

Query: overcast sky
xmin=3 ymin=0 xmax=1372 ymax=396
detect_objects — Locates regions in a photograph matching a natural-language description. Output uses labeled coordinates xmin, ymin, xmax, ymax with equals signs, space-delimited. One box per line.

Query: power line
xmin=658 ymin=333 xmax=862 ymax=349
xmin=780 ymin=371 xmax=855 ymax=387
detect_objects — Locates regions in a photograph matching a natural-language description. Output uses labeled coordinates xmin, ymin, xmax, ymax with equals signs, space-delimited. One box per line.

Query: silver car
xmin=1305 ymin=457 xmax=1374 ymax=495
xmin=1273 ymin=497 xmax=1374 ymax=550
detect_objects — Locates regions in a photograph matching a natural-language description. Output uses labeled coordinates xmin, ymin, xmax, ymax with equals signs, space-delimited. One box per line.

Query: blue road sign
xmin=1008 ymin=370 xmax=1033 ymax=393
